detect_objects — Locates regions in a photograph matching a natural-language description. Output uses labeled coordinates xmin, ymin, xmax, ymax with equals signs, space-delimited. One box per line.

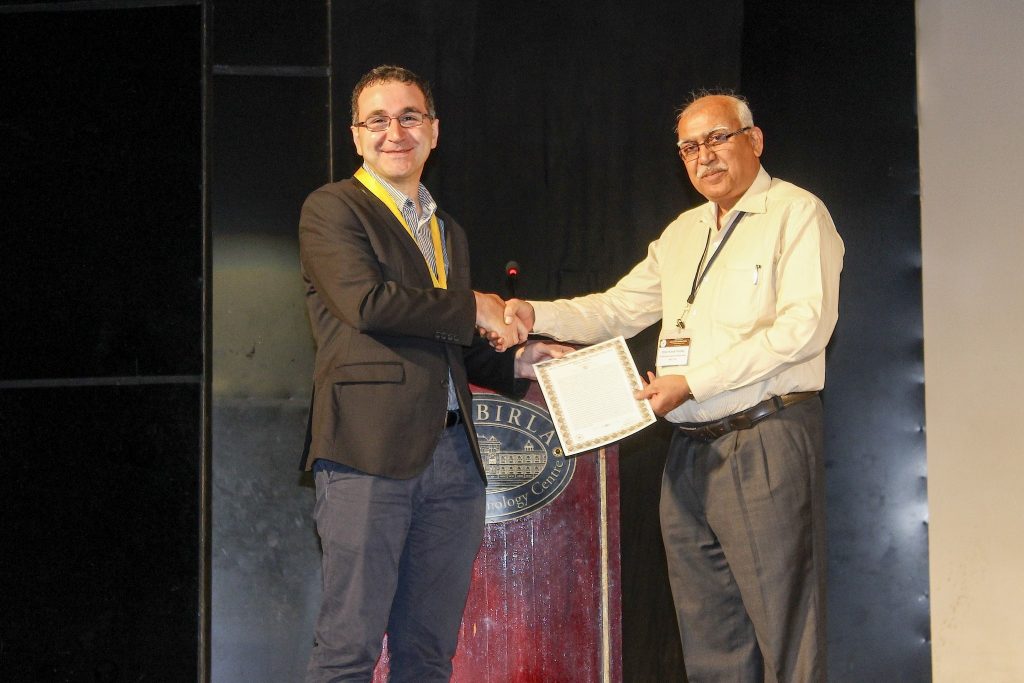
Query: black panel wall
xmin=0 ymin=4 xmax=203 ymax=681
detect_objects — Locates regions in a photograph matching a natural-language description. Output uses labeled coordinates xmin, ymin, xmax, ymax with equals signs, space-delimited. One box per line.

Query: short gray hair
xmin=675 ymin=89 xmax=754 ymax=130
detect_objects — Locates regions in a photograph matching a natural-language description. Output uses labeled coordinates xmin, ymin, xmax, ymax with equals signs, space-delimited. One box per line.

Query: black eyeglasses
xmin=677 ymin=127 xmax=751 ymax=161
xmin=354 ymin=112 xmax=433 ymax=132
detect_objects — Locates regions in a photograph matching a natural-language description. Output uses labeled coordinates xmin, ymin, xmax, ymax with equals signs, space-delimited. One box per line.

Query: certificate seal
xmin=472 ymin=394 xmax=575 ymax=523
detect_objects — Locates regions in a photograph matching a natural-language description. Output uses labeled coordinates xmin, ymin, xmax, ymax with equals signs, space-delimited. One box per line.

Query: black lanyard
xmin=676 ymin=211 xmax=746 ymax=331
xmin=687 ymin=210 xmax=746 ymax=305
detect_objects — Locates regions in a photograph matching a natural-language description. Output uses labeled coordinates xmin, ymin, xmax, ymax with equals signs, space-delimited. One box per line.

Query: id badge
xmin=657 ymin=336 xmax=691 ymax=367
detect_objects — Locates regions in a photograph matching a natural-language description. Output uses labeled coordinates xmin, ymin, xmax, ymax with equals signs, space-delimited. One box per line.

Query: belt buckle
xmin=729 ymin=414 xmax=755 ymax=431
xmin=679 ymin=423 xmax=722 ymax=442
xmin=706 ymin=424 xmax=728 ymax=441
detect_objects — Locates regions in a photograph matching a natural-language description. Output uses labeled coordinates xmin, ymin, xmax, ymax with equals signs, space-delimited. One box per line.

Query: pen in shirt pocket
xmin=753 ymin=264 xmax=761 ymax=285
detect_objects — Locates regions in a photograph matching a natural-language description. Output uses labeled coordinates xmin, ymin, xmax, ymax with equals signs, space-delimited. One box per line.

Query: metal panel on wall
xmin=0 ymin=385 xmax=201 ymax=680
xmin=210 ymin=0 xmax=325 ymax=67
xmin=0 ymin=6 xmax=202 ymax=381
xmin=209 ymin=65 xmax=328 ymax=679
xmin=0 ymin=5 xmax=203 ymax=681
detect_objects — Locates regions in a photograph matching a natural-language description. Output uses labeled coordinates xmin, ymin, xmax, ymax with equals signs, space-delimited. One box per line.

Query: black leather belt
xmin=676 ymin=391 xmax=818 ymax=442
xmin=445 ymin=409 xmax=463 ymax=428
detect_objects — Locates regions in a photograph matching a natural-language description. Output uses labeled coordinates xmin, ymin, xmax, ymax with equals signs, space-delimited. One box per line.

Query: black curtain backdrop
xmin=332 ymin=1 xmax=743 ymax=302
xmin=328 ymin=1 xmax=927 ymax=680
xmin=330 ymin=10 xmax=743 ymax=673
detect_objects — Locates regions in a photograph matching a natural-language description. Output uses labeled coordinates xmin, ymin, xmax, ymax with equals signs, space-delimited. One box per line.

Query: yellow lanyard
xmin=355 ymin=167 xmax=447 ymax=289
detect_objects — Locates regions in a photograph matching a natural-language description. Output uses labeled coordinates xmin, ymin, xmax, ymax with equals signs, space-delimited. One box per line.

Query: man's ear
xmin=748 ymin=126 xmax=764 ymax=158
xmin=351 ymin=126 xmax=363 ymax=156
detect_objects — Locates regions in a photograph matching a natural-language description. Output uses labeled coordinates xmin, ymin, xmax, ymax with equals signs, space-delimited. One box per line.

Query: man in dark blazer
xmin=299 ymin=65 xmax=566 ymax=682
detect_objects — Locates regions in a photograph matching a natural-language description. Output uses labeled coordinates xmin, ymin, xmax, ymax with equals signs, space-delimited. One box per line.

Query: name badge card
xmin=657 ymin=337 xmax=691 ymax=367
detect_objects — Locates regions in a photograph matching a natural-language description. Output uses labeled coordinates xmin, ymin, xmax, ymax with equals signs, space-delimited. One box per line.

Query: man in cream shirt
xmin=505 ymin=93 xmax=843 ymax=682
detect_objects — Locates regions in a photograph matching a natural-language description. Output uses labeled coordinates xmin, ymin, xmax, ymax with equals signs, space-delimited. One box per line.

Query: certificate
xmin=533 ymin=336 xmax=656 ymax=456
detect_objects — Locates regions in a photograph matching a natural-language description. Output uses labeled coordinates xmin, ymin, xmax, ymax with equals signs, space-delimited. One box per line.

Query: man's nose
xmin=697 ymin=142 xmax=717 ymax=163
xmin=385 ymin=118 xmax=407 ymax=138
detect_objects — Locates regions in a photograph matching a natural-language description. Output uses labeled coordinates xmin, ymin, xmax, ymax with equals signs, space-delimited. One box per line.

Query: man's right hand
xmin=480 ymin=298 xmax=536 ymax=349
xmin=503 ymin=298 xmax=535 ymax=336
xmin=474 ymin=291 xmax=522 ymax=352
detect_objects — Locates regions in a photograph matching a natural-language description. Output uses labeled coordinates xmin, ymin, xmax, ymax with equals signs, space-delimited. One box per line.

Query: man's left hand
xmin=514 ymin=341 xmax=575 ymax=380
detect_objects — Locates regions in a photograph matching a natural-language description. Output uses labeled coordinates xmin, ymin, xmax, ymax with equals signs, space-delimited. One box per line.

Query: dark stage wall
xmin=0 ymin=4 xmax=204 ymax=681
xmin=0 ymin=1 xmax=927 ymax=681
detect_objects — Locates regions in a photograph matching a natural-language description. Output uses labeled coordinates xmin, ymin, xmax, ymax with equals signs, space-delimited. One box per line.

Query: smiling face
xmin=676 ymin=95 xmax=763 ymax=218
xmin=350 ymin=80 xmax=439 ymax=197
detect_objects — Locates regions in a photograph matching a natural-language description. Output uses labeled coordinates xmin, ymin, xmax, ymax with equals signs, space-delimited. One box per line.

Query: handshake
xmin=472 ymin=292 xmax=536 ymax=352
xmin=473 ymin=293 xmax=571 ymax=381
xmin=474 ymin=292 xmax=691 ymax=413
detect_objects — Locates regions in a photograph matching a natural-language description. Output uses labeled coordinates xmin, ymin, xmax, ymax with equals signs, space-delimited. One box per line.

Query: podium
xmin=374 ymin=383 xmax=622 ymax=682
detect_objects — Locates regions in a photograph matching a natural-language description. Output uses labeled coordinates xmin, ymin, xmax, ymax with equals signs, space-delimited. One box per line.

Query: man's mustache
xmin=697 ymin=163 xmax=727 ymax=179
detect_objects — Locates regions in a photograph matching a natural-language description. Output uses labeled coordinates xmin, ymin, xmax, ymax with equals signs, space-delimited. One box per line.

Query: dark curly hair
xmin=350 ymin=65 xmax=436 ymax=124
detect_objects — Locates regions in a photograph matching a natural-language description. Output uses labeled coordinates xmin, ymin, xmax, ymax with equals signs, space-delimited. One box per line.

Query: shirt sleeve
xmin=532 ymin=238 xmax=666 ymax=344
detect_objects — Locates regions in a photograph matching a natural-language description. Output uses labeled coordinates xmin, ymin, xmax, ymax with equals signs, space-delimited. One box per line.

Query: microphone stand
xmin=505 ymin=260 xmax=520 ymax=300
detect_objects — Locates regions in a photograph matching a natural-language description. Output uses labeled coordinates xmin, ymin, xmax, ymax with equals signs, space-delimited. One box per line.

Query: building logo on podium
xmin=473 ymin=394 xmax=575 ymax=523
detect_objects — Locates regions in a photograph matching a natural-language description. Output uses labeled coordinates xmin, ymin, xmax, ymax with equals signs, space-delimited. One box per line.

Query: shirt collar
xmin=700 ymin=165 xmax=772 ymax=226
xmin=361 ymin=164 xmax=438 ymax=222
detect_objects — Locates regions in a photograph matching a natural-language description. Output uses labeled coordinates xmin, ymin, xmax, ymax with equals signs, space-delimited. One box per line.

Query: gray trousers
xmin=306 ymin=427 xmax=485 ymax=683
xmin=661 ymin=397 xmax=827 ymax=683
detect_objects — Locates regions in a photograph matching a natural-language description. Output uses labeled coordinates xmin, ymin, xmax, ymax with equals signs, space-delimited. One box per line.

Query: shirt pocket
xmin=711 ymin=261 xmax=771 ymax=329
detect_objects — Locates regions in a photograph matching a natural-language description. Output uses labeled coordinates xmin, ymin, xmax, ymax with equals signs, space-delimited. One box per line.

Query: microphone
xmin=505 ymin=260 xmax=521 ymax=299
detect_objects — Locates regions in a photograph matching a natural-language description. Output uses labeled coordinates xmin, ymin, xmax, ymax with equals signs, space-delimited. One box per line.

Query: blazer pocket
xmin=332 ymin=362 xmax=405 ymax=384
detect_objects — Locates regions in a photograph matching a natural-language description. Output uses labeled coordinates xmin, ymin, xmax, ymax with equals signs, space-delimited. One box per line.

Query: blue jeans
xmin=306 ymin=426 xmax=485 ymax=683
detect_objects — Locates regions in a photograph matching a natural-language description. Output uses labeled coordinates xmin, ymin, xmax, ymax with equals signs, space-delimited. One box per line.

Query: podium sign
xmin=374 ymin=384 xmax=622 ymax=681
xmin=477 ymin=392 xmax=577 ymax=523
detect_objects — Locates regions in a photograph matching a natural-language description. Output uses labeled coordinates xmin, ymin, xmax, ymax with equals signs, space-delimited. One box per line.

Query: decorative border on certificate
xmin=533 ymin=336 xmax=656 ymax=456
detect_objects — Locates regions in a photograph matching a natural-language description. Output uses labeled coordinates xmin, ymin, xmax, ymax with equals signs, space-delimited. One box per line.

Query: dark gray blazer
xmin=298 ymin=176 xmax=523 ymax=481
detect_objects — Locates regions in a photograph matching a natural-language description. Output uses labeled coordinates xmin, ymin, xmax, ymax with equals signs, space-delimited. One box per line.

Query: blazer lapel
xmin=354 ymin=180 xmax=436 ymax=287
xmin=444 ymin=216 xmax=468 ymax=291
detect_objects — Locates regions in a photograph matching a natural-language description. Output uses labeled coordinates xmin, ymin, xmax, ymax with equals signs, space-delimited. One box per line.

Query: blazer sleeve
xmin=463 ymin=336 xmax=529 ymax=399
